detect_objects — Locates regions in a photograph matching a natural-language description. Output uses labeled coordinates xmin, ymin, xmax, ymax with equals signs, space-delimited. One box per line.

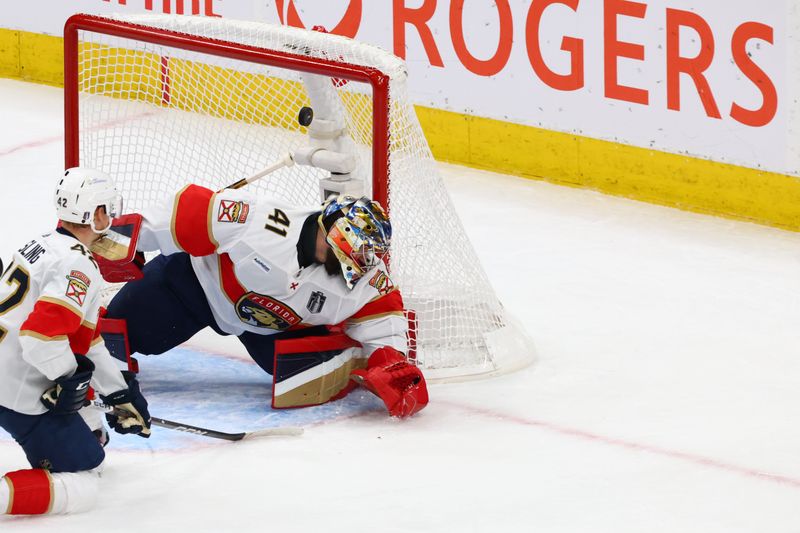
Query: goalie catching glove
xmin=99 ymin=371 xmax=152 ymax=438
xmin=350 ymin=347 xmax=428 ymax=418
xmin=41 ymin=355 xmax=95 ymax=415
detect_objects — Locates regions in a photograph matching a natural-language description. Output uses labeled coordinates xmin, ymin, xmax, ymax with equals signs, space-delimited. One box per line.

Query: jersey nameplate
xmin=17 ymin=240 xmax=46 ymax=264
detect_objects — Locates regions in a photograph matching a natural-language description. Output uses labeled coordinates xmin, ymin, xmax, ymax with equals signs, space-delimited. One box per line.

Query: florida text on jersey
xmin=137 ymin=185 xmax=408 ymax=356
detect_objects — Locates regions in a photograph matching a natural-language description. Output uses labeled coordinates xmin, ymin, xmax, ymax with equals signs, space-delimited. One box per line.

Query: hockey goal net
xmin=64 ymin=13 xmax=535 ymax=381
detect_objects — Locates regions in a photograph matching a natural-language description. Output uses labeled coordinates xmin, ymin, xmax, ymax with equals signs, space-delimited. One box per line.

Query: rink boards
xmin=2 ymin=0 xmax=800 ymax=231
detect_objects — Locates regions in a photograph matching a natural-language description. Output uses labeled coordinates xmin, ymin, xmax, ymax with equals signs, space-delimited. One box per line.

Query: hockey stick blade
xmin=92 ymin=401 xmax=303 ymax=441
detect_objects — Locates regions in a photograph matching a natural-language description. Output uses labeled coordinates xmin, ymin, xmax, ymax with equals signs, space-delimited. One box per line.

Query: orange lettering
xmin=206 ymin=0 xmax=219 ymax=16
xmin=281 ymin=0 xmax=361 ymax=37
xmin=525 ymin=0 xmax=584 ymax=91
xmin=604 ymin=0 xmax=648 ymax=105
xmin=450 ymin=0 xmax=513 ymax=76
xmin=666 ymin=9 xmax=720 ymax=119
xmin=393 ymin=0 xmax=444 ymax=67
xmin=730 ymin=22 xmax=776 ymax=127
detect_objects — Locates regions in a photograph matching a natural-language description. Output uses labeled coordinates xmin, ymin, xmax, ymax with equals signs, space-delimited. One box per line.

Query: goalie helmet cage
xmin=63 ymin=13 xmax=535 ymax=382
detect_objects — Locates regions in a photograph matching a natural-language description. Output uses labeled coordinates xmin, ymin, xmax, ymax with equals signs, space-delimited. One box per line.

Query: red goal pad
xmin=272 ymin=334 xmax=364 ymax=409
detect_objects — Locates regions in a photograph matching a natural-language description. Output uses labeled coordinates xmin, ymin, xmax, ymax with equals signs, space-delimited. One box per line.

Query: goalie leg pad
xmin=98 ymin=314 xmax=137 ymax=373
xmin=238 ymin=324 xmax=330 ymax=375
xmin=270 ymin=333 xmax=364 ymax=409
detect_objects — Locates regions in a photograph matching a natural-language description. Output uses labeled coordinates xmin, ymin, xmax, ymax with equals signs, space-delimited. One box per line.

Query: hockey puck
xmin=298 ymin=106 xmax=314 ymax=127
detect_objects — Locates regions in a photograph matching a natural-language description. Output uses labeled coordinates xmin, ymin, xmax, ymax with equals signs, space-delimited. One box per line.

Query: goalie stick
xmin=224 ymin=152 xmax=295 ymax=191
xmin=92 ymin=401 xmax=303 ymax=441
xmin=223 ymin=107 xmax=312 ymax=191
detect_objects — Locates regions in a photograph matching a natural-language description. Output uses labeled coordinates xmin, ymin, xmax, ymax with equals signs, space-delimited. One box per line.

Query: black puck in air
xmin=298 ymin=106 xmax=314 ymax=127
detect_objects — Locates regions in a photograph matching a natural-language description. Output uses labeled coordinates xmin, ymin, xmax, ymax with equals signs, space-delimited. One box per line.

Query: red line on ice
xmin=443 ymin=400 xmax=800 ymax=490
xmin=0 ymin=134 xmax=64 ymax=157
xmin=0 ymin=111 xmax=159 ymax=157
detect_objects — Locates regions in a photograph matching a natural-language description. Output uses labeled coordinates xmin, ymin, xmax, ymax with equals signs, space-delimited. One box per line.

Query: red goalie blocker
xmin=273 ymin=332 xmax=429 ymax=417
xmin=89 ymin=213 xmax=146 ymax=283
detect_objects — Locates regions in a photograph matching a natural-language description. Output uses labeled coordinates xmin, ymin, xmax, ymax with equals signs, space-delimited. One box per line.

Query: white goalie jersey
xmin=0 ymin=228 xmax=126 ymax=415
xmin=137 ymin=184 xmax=408 ymax=356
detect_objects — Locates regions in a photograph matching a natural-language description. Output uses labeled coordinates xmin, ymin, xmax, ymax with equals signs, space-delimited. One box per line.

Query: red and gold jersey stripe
xmin=170 ymin=184 xmax=219 ymax=256
xmin=218 ymin=253 xmax=246 ymax=303
xmin=348 ymin=290 xmax=404 ymax=323
xmin=69 ymin=320 xmax=98 ymax=356
xmin=18 ymin=297 xmax=99 ymax=355
xmin=19 ymin=297 xmax=82 ymax=339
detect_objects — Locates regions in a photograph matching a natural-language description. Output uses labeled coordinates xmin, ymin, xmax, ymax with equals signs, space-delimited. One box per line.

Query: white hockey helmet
xmin=55 ymin=167 xmax=122 ymax=233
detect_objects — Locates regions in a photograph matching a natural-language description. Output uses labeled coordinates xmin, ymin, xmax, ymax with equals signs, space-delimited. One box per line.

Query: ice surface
xmin=1 ymin=78 xmax=800 ymax=532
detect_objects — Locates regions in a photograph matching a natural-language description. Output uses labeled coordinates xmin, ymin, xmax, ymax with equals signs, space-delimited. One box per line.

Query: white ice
xmin=1 ymin=78 xmax=800 ymax=532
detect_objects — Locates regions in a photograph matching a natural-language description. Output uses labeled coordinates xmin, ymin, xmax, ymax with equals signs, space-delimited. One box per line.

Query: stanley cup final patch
xmin=65 ymin=270 xmax=91 ymax=306
xmin=217 ymin=200 xmax=250 ymax=224
xmin=306 ymin=291 xmax=326 ymax=314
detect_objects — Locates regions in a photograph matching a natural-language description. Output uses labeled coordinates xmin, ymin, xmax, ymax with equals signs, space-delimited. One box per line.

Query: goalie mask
xmin=319 ymin=195 xmax=392 ymax=289
xmin=55 ymin=167 xmax=122 ymax=234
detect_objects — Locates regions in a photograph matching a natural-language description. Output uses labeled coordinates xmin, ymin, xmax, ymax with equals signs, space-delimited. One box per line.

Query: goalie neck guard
xmin=318 ymin=195 xmax=392 ymax=290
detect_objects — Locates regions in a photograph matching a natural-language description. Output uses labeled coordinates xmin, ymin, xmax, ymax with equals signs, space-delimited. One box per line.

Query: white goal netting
xmin=68 ymin=14 xmax=535 ymax=380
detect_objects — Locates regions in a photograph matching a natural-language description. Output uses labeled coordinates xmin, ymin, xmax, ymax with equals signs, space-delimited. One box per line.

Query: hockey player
xmin=104 ymin=185 xmax=428 ymax=417
xmin=0 ymin=168 xmax=151 ymax=516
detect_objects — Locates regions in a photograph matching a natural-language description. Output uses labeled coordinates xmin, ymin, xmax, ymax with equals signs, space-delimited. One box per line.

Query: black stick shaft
xmin=150 ymin=416 xmax=245 ymax=441
xmin=91 ymin=400 xmax=302 ymax=441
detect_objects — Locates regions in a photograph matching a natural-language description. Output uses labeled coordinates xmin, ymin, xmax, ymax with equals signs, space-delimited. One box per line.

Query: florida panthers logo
xmin=217 ymin=200 xmax=250 ymax=224
xmin=368 ymin=270 xmax=394 ymax=296
xmin=65 ymin=270 xmax=91 ymax=307
xmin=235 ymin=292 xmax=301 ymax=330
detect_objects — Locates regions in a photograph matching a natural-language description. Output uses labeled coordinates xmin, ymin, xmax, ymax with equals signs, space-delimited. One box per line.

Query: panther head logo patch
xmin=235 ymin=293 xmax=301 ymax=330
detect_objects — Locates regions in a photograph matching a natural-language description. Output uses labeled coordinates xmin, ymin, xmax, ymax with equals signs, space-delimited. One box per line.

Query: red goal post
xmin=64 ymin=14 xmax=391 ymax=206
xmin=62 ymin=13 xmax=535 ymax=381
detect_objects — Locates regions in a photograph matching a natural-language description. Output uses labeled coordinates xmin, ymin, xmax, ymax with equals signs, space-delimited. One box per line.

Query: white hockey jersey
xmin=137 ymin=185 xmax=408 ymax=355
xmin=0 ymin=229 xmax=127 ymax=415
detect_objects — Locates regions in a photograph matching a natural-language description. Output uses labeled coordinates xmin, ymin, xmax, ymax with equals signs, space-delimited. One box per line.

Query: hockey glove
xmin=100 ymin=371 xmax=152 ymax=438
xmin=40 ymin=355 xmax=95 ymax=415
xmin=350 ymin=347 xmax=429 ymax=418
